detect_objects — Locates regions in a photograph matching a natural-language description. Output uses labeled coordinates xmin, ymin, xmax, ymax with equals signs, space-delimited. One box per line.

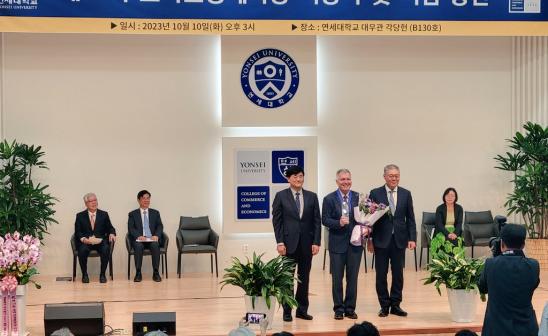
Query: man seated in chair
xmin=128 ymin=190 xmax=163 ymax=282
xmin=75 ymin=192 xmax=116 ymax=284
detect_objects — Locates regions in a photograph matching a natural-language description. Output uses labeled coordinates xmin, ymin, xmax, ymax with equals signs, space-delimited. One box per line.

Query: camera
xmin=489 ymin=215 xmax=508 ymax=257
xmin=245 ymin=313 xmax=266 ymax=324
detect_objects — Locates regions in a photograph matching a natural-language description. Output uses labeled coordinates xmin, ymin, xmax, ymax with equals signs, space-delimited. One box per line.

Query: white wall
xmin=0 ymin=34 xmax=512 ymax=276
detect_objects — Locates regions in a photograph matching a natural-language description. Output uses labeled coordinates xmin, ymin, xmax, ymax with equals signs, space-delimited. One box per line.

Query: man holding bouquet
xmin=368 ymin=164 xmax=416 ymax=317
xmin=322 ymin=169 xmax=362 ymax=320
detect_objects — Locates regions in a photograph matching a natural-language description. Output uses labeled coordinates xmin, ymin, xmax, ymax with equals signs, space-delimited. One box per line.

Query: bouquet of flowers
xmin=350 ymin=194 xmax=389 ymax=246
xmin=0 ymin=232 xmax=41 ymax=335
xmin=0 ymin=232 xmax=42 ymax=289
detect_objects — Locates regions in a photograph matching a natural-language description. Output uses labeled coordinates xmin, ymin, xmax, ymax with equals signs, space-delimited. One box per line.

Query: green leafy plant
xmin=494 ymin=122 xmax=548 ymax=239
xmin=0 ymin=140 xmax=58 ymax=239
xmin=423 ymin=233 xmax=486 ymax=301
xmin=220 ymin=252 xmax=298 ymax=309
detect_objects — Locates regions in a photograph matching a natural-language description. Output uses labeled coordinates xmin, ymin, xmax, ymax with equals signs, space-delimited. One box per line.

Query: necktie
xmin=143 ymin=210 xmax=152 ymax=237
xmin=388 ymin=190 xmax=396 ymax=215
xmin=90 ymin=213 xmax=96 ymax=231
xmin=295 ymin=192 xmax=301 ymax=218
xmin=342 ymin=195 xmax=349 ymax=217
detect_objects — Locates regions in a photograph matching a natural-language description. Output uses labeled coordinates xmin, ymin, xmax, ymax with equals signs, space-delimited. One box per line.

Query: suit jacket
xmin=127 ymin=208 xmax=164 ymax=244
xmin=435 ymin=203 xmax=463 ymax=237
xmin=272 ymin=188 xmax=321 ymax=255
xmin=74 ymin=209 xmax=116 ymax=247
xmin=322 ymin=190 xmax=359 ymax=254
xmin=369 ymin=186 xmax=417 ymax=249
xmin=479 ymin=250 xmax=539 ymax=336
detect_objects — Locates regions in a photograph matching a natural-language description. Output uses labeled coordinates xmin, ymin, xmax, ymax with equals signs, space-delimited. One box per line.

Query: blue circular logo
xmin=240 ymin=48 xmax=299 ymax=109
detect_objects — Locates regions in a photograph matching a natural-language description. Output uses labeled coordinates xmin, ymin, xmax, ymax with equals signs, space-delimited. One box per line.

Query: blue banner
xmin=1 ymin=0 xmax=546 ymax=21
xmin=237 ymin=186 xmax=270 ymax=220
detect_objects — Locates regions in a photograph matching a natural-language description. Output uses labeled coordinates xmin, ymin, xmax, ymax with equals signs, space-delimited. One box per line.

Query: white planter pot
xmin=244 ymin=295 xmax=276 ymax=329
xmin=0 ymin=285 xmax=27 ymax=336
xmin=446 ymin=288 xmax=477 ymax=323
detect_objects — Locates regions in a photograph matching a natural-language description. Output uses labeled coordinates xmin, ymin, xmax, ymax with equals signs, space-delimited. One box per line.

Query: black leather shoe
xmin=334 ymin=312 xmax=344 ymax=320
xmin=99 ymin=274 xmax=107 ymax=283
xmin=152 ymin=272 xmax=162 ymax=282
xmin=283 ymin=313 xmax=292 ymax=322
xmin=295 ymin=312 xmax=313 ymax=320
xmin=134 ymin=271 xmax=142 ymax=282
xmin=345 ymin=311 xmax=358 ymax=319
xmin=378 ymin=307 xmax=389 ymax=317
xmin=390 ymin=305 xmax=408 ymax=317
xmin=82 ymin=274 xmax=89 ymax=284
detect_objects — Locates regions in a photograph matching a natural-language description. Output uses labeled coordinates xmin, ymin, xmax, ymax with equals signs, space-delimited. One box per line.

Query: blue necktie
xmin=388 ymin=190 xmax=396 ymax=215
xmin=295 ymin=192 xmax=301 ymax=218
xmin=143 ymin=210 xmax=152 ymax=238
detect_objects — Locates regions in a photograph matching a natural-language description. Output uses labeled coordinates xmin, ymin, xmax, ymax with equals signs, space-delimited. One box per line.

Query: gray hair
xmin=336 ymin=169 xmax=351 ymax=178
xmin=383 ymin=164 xmax=400 ymax=174
xmin=83 ymin=193 xmax=97 ymax=202
xmin=50 ymin=328 xmax=74 ymax=336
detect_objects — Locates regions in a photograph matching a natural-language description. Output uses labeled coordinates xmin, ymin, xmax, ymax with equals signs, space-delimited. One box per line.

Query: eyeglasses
xmin=386 ymin=175 xmax=400 ymax=179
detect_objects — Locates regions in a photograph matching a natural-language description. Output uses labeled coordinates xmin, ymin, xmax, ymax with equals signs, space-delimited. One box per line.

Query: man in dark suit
xmin=368 ymin=164 xmax=416 ymax=317
xmin=75 ymin=193 xmax=116 ymax=284
xmin=128 ymin=190 xmax=164 ymax=282
xmin=479 ymin=224 xmax=539 ymax=336
xmin=322 ymin=169 xmax=362 ymax=320
xmin=272 ymin=166 xmax=321 ymax=322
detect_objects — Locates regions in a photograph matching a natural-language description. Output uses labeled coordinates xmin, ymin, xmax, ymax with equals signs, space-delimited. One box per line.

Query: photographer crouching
xmin=479 ymin=224 xmax=540 ymax=336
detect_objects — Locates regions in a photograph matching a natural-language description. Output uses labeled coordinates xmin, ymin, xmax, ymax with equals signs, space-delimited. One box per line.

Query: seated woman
xmin=435 ymin=187 xmax=463 ymax=241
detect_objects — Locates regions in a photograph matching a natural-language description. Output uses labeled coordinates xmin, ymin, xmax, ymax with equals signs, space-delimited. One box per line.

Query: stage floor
xmin=26 ymin=269 xmax=547 ymax=336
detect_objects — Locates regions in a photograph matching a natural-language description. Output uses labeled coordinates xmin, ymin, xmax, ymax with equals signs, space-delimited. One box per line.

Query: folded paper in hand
xmin=88 ymin=236 xmax=103 ymax=245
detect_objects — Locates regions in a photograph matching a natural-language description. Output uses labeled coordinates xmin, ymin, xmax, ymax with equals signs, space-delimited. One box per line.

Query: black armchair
xmin=71 ymin=234 xmax=114 ymax=281
xmin=176 ymin=216 xmax=219 ymax=278
xmin=463 ymin=210 xmax=498 ymax=258
xmin=419 ymin=212 xmax=436 ymax=269
xmin=125 ymin=232 xmax=169 ymax=279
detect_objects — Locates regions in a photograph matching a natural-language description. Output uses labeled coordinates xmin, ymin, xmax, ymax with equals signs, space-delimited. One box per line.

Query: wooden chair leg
xmin=371 ymin=254 xmax=375 ymax=270
xmin=109 ymin=254 xmax=114 ymax=280
xmin=414 ymin=248 xmax=418 ymax=272
xmin=73 ymin=255 xmax=77 ymax=281
xmin=363 ymin=247 xmax=368 ymax=273
xmin=322 ymin=249 xmax=326 ymax=270
xmin=165 ymin=253 xmax=168 ymax=279
xmin=215 ymin=252 xmax=218 ymax=277
xmin=419 ymin=248 xmax=424 ymax=269
xmin=177 ymin=253 xmax=182 ymax=278
xmin=127 ymin=255 xmax=131 ymax=280
xmin=210 ymin=254 xmax=213 ymax=274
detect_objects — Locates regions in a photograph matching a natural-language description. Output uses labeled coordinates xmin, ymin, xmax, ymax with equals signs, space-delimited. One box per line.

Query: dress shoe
xmin=82 ymin=274 xmax=89 ymax=284
xmin=134 ymin=271 xmax=142 ymax=282
xmin=390 ymin=305 xmax=408 ymax=317
xmin=99 ymin=274 xmax=107 ymax=283
xmin=334 ymin=312 xmax=344 ymax=320
xmin=152 ymin=271 xmax=162 ymax=282
xmin=283 ymin=313 xmax=292 ymax=322
xmin=295 ymin=312 xmax=313 ymax=320
xmin=344 ymin=311 xmax=358 ymax=319
xmin=378 ymin=307 xmax=389 ymax=317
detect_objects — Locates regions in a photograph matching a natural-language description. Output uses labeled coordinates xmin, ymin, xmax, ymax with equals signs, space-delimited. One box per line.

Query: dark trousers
xmin=284 ymin=238 xmax=312 ymax=315
xmin=132 ymin=241 xmax=160 ymax=272
xmin=77 ymin=240 xmax=110 ymax=275
xmin=374 ymin=235 xmax=405 ymax=309
xmin=330 ymin=245 xmax=362 ymax=314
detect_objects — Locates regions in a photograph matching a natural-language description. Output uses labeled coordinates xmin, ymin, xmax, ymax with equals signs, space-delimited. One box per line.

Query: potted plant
xmin=494 ymin=122 xmax=548 ymax=264
xmin=423 ymin=233 xmax=485 ymax=322
xmin=220 ymin=252 xmax=298 ymax=328
xmin=0 ymin=140 xmax=58 ymax=239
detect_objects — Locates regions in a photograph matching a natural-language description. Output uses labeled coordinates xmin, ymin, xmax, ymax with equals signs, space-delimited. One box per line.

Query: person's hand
xmin=340 ymin=216 xmax=349 ymax=227
xmin=311 ymin=245 xmax=320 ymax=256
xmin=448 ymin=233 xmax=457 ymax=240
xmin=277 ymin=244 xmax=286 ymax=256
xmin=82 ymin=237 xmax=91 ymax=245
xmin=137 ymin=236 xmax=146 ymax=241
xmin=151 ymin=235 xmax=159 ymax=242
xmin=367 ymin=240 xmax=374 ymax=253
xmin=408 ymin=241 xmax=416 ymax=250
xmin=109 ymin=234 xmax=116 ymax=243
